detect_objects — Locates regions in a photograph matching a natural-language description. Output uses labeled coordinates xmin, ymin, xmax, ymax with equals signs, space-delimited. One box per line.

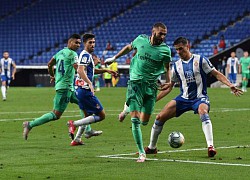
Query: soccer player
xmin=22 ymin=34 xmax=81 ymax=140
xmin=144 ymin=37 xmax=243 ymax=157
xmin=226 ymin=51 xmax=239 ymax=86
xmin=239 ymin=51 xmax=250 ymax=92
xmin=67 ymin=33 xmax=117 ymax=145
xmin=93 ymin=58 xmax=102 ymax=91
xmin=105 ymin=22 xmax=172 ymax=162
xmin=0 ymin=51 xmax=16 ymax=101
xmin=22 ymin=34 xmax=101 ymax=141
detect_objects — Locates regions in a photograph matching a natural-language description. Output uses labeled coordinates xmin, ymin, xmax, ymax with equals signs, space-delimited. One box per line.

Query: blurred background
xmin=0 ymin=0 xmax=250 ymax=87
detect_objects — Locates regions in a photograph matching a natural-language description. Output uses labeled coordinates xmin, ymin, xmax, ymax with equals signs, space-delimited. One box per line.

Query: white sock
xmin=202 ymin=120 xmax=214 ymax=147
xmin=73 ymin=115 xmax=101 ymax=126
xmin=123 ymin=102 xmax=129 ymax=115
xmin=148 ymin=123 xmax=163 ymax=149
xmin=74 ymin=125 xmax=86 ymax=141
xmin=1 ymin=86 xmax=6 ymax=99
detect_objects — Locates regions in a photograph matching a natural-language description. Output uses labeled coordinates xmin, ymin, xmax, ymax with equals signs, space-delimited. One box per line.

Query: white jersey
xmin=0 ymin=58 xmax=15 ymax=78
xmin=172 ymin=54 xmax=215 ymax=100
xmin=75 ymin=50 xmax=95 ymax=90
xmin=227 ymin=57 xmax=239 ymax=74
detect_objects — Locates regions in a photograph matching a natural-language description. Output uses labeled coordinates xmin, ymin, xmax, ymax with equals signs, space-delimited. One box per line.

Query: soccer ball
xmin=168 ymin=131 xmax=185 ymax=148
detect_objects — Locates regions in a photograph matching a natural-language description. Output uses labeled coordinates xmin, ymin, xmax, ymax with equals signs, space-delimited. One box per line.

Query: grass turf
xmin=0 ymin=87 xmax=249 ymax=179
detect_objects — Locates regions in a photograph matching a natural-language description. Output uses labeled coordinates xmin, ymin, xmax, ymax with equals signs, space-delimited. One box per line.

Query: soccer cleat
xmin=137 ymin=153 xmax=146 ymax=163
xmin=23 ymin=121 xmax=31 ymax=140
xmin=84 ymin=130 xmax=103 ymax=139
xmin=3 ymin=98 xmax=6 ymax=101
xmin=208 ymin=146 xmax=217 ymax=157
xmin=118 ymin=111 xmax=126 ymax=122
xmin=144 ymin=147 xmax=158 ymax=154
xmin=70 ymin=140 xmax=84 ymax=146
xmin=67 ymin=120 xmax=76 ymax=140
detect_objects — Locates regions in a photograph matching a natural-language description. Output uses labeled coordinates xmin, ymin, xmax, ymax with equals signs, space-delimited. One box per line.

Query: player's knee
xmin=131 ymin=118 xmax=140 ymax=124
xmin=141 ymin=121 xmax=148 ymax=126
xmin=156 ymin=113 xmax=165 ymax=121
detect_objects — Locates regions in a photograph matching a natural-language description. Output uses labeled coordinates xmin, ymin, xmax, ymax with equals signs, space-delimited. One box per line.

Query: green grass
xmin=0 ymin=87 xmax=249 ymax=179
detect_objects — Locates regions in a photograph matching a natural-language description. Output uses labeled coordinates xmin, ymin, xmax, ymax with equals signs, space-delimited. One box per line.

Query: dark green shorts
xmin=242 ymin=73 xmax=250 ymax=79
xmin=126 ymin=80 xmax=158 ymax=115
xmin=53 ymin=89 xmax=78 ymax=113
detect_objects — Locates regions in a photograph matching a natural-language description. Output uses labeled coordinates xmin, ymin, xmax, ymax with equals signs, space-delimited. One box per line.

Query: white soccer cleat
xmin=137 ymin=153 xmax=146 ymax=163
xmin=84 ymin=130 xmax=103 ymax=139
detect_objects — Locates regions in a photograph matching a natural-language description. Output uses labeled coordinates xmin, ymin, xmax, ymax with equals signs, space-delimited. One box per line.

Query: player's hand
xmin=107 ymin=70 xmax=118 ymax=76
xmin=12 ymin=74 xmax=15 ymax=80
xmin=230 ymin=86 xmax=243 ymax=97
xmin=89 ymin=83 xmax=95 ymax=95
xmin=104 ymin=56 xmax=116 ymax=65
xmin=158 ymin=83 xmax=171 ymax=91
xmin=50 ymin=76 xmax=55 ymax=83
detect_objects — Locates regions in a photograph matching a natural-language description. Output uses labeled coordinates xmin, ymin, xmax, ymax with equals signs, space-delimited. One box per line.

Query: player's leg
xmin=146 ymin=100 xmax=176 ymax=153
xmin=1 ymin=75 xmax=7 ymax=100
xmin=67 ymin=89 xmax=105 ymax=135
xmin=23 ymin=89 xmax=69 ymax=140
xmin=95 ymin=76 xmax=100 ymax=91
xmin=196 ymin=100 xmax=216 ymax=157
xmin=126 ymin=81 xmax=146 ymax=162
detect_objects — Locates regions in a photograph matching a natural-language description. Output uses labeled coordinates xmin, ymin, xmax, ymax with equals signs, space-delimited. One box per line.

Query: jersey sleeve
xmin=78 ymin=53 xmax=91 ymax=66
xmin=131 ymin=35 xmax=142 ymax=49
xmin=163 ymin=47 xmax=172 ymax=63
xmin=202 ymin=56 xmax=215 ymax=74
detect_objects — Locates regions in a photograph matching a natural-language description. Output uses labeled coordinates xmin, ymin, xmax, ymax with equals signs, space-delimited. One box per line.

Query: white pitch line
xmin=97 ymin=145 xmax=250 ymax=167
xmin=1 ymin=108 xmax=250 ymax=122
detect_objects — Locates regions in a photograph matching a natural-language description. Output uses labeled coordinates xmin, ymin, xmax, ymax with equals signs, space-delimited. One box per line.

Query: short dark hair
xmin=69 ymin=33 xmax=81 ymax=40
xmin=173 ymin=37 xmax=189 ymax=46
xmin=153 ymin=22 xmax=167 ymax=29
xmin=82 ymin=33 xmax=95 ymax=43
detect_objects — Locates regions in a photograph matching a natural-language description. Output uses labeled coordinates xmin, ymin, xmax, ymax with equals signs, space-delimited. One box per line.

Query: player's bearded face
xmin=152 ymin=27 xmax=167 ymax=45
xmin=86 ymin=39 xmax=95 ymax=53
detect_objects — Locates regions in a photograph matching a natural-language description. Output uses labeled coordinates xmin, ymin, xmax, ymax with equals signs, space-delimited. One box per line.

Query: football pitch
xmin=0 ymin=87 xmax=249 ymax=179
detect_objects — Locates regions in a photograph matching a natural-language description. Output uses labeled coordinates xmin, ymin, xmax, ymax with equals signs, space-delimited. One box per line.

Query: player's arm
xmin=210 ymin=69 xmax=242 ymax=96
xmin=77 ymin=65 xmax=95 ymax=94
xmin=156 ymin=81 xmax=175 ymax=102
xmin=48 ymin=57 xmax=56 ymax=83
xmin=10 ymin=61 xmax=17 ymax=80
xmin=105 ymin=44 xmax=133 ymax=64
xmin=164 ymin=62 xmax=171 ymax=83
xmin=94 ymin=68 xmax=118 ymax=76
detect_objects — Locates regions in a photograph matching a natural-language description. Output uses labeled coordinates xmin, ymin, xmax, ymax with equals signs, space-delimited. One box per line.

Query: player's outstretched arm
xmin=105 ymin=44 xmax=133 ymax=64
xmin=48 ymin=57 xmax=56 ymax=83
xmin=211 ymin=69 xmax=243 ymax=96
xmin=156 ymin=81 xmax=175 ymax=102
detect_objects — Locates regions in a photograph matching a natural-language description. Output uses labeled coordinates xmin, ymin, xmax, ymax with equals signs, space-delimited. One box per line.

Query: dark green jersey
xmin=240 ymin=57 xmax=250 ymax=73
xmin=130 ymin=34 xmax=171 ymax=81
xmin=53 ymin=47 xmax=78 ymax=91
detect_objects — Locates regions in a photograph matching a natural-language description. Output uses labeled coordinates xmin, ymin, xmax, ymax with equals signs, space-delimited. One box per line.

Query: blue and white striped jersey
xmin=227 ymin=57 xmax=239 ymax=74
xmin=75 ymin=50 xmax=95 ymax=90
xmin=0 ymin=58 xmax=15 ymax=78
xmin=172 ymin=54 xmax=215 ymax=100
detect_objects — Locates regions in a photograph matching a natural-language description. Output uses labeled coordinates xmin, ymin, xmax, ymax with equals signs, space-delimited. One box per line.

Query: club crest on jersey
xmin=194 ymin=61 xmax=199 ymax=66
xmin=96 ymin=104 xmax=100 ymax=109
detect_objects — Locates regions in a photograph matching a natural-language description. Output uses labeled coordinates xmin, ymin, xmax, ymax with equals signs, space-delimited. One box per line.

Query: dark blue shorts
xmin=174 ymin=95 xmax=210 ymax=117
xmin=76 ymin=88 xmax=103 ymax=115
xmin=1 ymin=75 xmax=11 ymax=82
